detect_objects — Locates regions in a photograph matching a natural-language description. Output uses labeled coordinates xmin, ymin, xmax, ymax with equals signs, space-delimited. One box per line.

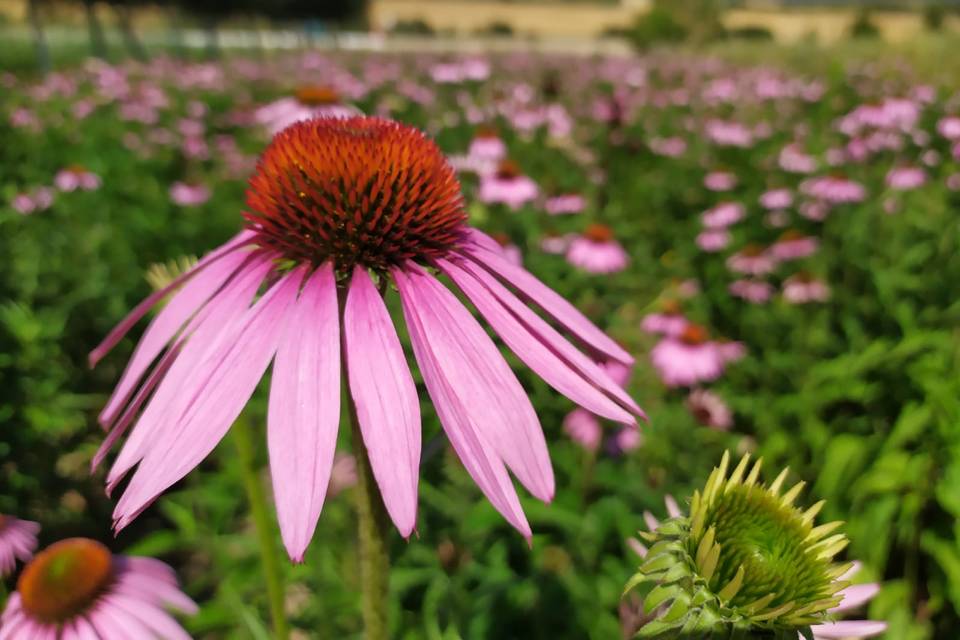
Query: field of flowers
xmin=1 ymin=44 xmax=959 ymax=639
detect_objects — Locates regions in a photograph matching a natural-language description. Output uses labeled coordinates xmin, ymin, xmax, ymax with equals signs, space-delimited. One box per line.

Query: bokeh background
xmin=2 ymin=0 xmax=960 ymax=638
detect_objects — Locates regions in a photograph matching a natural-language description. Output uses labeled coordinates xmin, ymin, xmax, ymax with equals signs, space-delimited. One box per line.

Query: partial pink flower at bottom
xmin=1 ymin=538 xmax=196 ymax=639
xmin=685 ymin=389 xmax=732 ymax=430
xmin=807 ymin=563 xmax=886 ymax=640
xmin=565 ymin=224 xmax=629 ymax=274
xmin=0 ymin=515 xmax=39 ymax=577
xmin=89 ymin=116 xmax=645 ymax=561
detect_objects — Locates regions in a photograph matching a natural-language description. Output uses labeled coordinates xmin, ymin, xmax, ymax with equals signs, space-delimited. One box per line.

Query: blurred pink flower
xmin=800 ymin=175 xmax=866 ymax=204
xmin=54 ymin=166 xmax=101 ymax=192
xmin=0 ymin=515 xmax=39 ymax=577
xmin=885 ymin=166 xmax=926 ymax=191
xmin=697 ymin=229 xmax=731 ymax=252
xmin=650 ymin=325 xmax=726 ymax=388
xmin=565 ymin=224 xmax=629 ymax=274
xmin=169 ymin=182 xmax=211 ymax=207
xmin=729 ymin=279 xmax=774 ymax=304
xmin=545 ymin=193 xmax=586 ymax=215
xmin=783 ymin=272 xmax=831 ymax=303
xmin=759 ymin=188 xmax=793 ymax=210
xmin=686 ymin=389 xmax=732 ymax=430
xmin=702 ymin=202 xmax=745 ymax=228
xmin=540 ymin=233 xmax=573 ymax=255
xmin=478 ymin=161 xmax=539 ymax=209
xmin=779 ymin=144 xmax=817 ymax=174
xmin=704 ymin=171 xmax=738 ymax=192
xmin=770 ymin=231 xmax=818 ymax=261
xmin=563 ymin=409 xmax=602 ymax=452
xmin=727 ymin=244 xmax=778 ymax=276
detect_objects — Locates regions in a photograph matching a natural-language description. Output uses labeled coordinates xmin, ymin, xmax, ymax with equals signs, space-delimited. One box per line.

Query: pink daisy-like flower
xmin=770 ymin=230 xmax=819 ymax=261
xmin=563 ymin=360 xmax=634 ymax=452
xmin=648 ymin=137 xmax=687 ymax=158
xmin=779 ymin=144 xmax=817 ymax=174
xmin=169 ymin=181 xmax=211 ymax=207
xmin=491 ymin=233 xmax=523 ymax=267
xmin=54 ymin=165 xmax=101 ymax=192
xmin=759 ymin=188 xmax=793 ymax=210
xmin=800 ymin=175 xmax=866 ymax=204
xmin=685 ymin=389 xmax=732 ymax=430
xmin=0 ymin=515 xmax=39 ymax=577
xmin=641 ymin=301 xmax=688 ymax=338
xmin=650 ymin=325 xmax=726 ymax=388
xmin=936 ymin=116 xmax=960 ymax=141
xmin=885 ymin=166 xmax=927 ymax=191
xmin=1 ymin=538 xmax=197 ymax=639
xmin=705 ymin=120 xmax=753 ymax=148
xmin=783 ymin=272 xmax=831 ymax=304
xmin=478 ymin=160 xmax=539 ymax=210
xmin=467 ymin=128 xmax=507 ymax=162
xmin=703 ymin=171 xmax=738 ymax=192
xmin=565 ymin=224 xmax=629 ymax=274
xmin=696 ymin=229 xmax=731 ymax=252
xmin=726 ymin=244 xmax=778 ymax=276
xmin=90 ymin=117 xmax=644 ymax=560
xmin=729 ymin=278 xmax=774 ymax=304
xmin=540 ymin=232 xmax=572 ymax=255
xmin=254 ymin=86 xmax=359 ymax=135
xmin=544 ymin=193 xmax=586 ymax=216
xmin=701 ymin=202 xmax=745 ymax=229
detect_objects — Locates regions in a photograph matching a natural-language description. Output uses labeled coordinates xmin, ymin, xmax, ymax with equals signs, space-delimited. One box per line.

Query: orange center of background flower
xmin=245 ymin=116 xmax=467 ymax=273
xmin=19 ymin=538 xmax=114 ymax=623
xmin=495 ymin=160 xmax=522 ymax=180
xmin=660 ymin=299 xmax=682 ymax=315
xmin=740 ymin=243 xmax=766 ymax=257
xmin=680 ymin=324 xmax=708 ymax=345
xmin=474 ymin=125 xmax=498 ymax=140
xmin=0 ymin=515 xmax=7 ymax=530
xmin=583 ymin=224 xmax=614 ymax=244
xmin=294 ymin=86 xmax=341 ymax=106
xmin=778 ymin=229 xmax=804 ymax=242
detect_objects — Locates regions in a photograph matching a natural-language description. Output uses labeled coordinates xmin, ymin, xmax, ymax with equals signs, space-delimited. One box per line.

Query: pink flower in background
xmin=254 ymin=86 xmax=359 ymax=135
xmin=492 ymin=233 xmax=523 ymax=266
xmin=947 ymin=173 xmax=960 ymax=191
xmin=885 ymin=166 xmax=927 ymax=191
xmin=648 ymin=136 xmax=687 ymax=158
xmin=936 ymin=116 xmax=960 ymax=140
xmin=564 ymin=409 xmax=602 ymax=452
xmin=765 ymin=210 xmax=791 ymax=227
xmin=11 ymin=189 xmax=53 ymax=215
xmin=729 ymin=279 xmax=774 ymax=304
xmin=779 ymin=143 xmax=817 ymax=174
xmin=2 ymin=538 xmax=197 ymax=638
xmin=611 ymin=426 xmax=642 ymax=454
xmin=686 ymin=389 xmax=732 ymax=430
xmin=54 ymin=166 xmax=101 ymax=192
xmin=0 ymin=515 xmax=39 ymax=577
xmin=704 ymin=171 xmax=738 ymax=192
xmin=545 ymin=193 xmax=586 ymax=215
xmin=641 ymin=301 xmax=688 ymax=338
xmin=759 ymin=188 xmax=793 ymax=210
xmin=540 ymin=232 xmax=573 ymax=255
xmin=799 ymin=200 xmax=830 ymax=221
xmin=697 ymin=229 xmax=731 ymax=252
xmin=808 ymin=563 xmax=886 ymax=640
xmin=800 ymin=175 xmax=866 ymax=204
xmin=467 ymin=129 xmax=507 ymax=162
xmin=705 ymin=119 xmax=753 ymax=147
xmin=702 ymin=202 xmax=745 ymax=228
xmin=326 ymin=453 xmax=358 ymax=499
xmin=770 ymin=230 xmax=819 ymax=261
xmin=783 ymin=272 xmax=831 ymax=303
xmin=90 ymin=117 xmax=644 ymax=559
xmin=650 ymin=325 xmax=727 ymax=388
xmin=169 ymin=182 xmax=211 ymax=207
xmin=565 ymin=224 xmax=629 ymax=274
xmin=727 ymin=244 xmax=778 ymax=276
xmin=478 ymin=160 xmax=539 ymax=209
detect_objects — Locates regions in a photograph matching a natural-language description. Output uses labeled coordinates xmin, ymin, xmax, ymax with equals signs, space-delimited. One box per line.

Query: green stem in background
xmin=233 ymin=418 xmax=289 ymax=640
xmin=347 ymin=395 xmax=391 ymax=640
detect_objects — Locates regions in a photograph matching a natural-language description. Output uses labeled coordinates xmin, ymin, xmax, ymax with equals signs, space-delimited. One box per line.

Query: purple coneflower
xmin=685 ymin=389 xmax=732 ymax=430
xmin=701 ymin=202 xmax=744 ymax=229
xmin=770 ymin=230 xmax=818 ymax=261
xmin=800 ymin=175 xmax=866 ymax=204
xmin=759 ymin=188 xmax=793 ymax=210
xmin=478 ymin=160 xmax=539 ymax=210
xmin=726 ymin=244 xmax=778 ymax=276
xmin=640 ymin=300 xmax=688 ymax=338
xmin=540 ymin=232 xmax=572 ymax=255
xmin=467 ymin=127 xmax=507 ymax=162
xmin=729 ymin=278 xmax=774 ymax=304
xmin=544 ymin=193 xmax=586 ymax=216
xmin=703 ymin=171 xmax=738 ymax=192
xmin=169 ymin=181 xmax=211 ymax=207
xmin=0 ymin=515 xmax=39 ymax=577
xmin=696 ymin=229 xmax=731 ymax=252
xmin=650 ymin=325 xmax=726 ymax=388
xmin=565 ymin=224 xmax=629 ymax=274
xmin=91 ymin=116 xmax=644 ymax=560
xmin=563 ymin=360 xmax=636 ymax=453
xmin=54 ymin=165 xmax=101 ymax=192
xmin=254 ymin=86 xmax=359 ymax=135
xmin=1 ymin=538 xmax=196 ymax=639
xmin=783 ymin=272 xmax=831 ymax=304
xmin=885 ymin=166 xmax=926 ymax=191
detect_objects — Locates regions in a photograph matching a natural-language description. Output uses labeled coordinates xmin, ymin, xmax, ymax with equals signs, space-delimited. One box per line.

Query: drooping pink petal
xmin=89 ymin=231 xmax=254 ymax=368
xmin=344 ymin=266 xmax=421 ymax=537
xmin=810 ymin=620 xmax=887 ymax=639
xmin=442 ymin=257 xmax=644 ymax=421
xmin=113 ymin=268 xmax=301 ymax=530
xmin=105 ymin=594 xmax=191 ymax=640
xmin=393 ymin=262 xmax=553 ymax=503
xmin=394 ymin=266 xmax=532 ymax=538
xmin=460 ymin=229 xmax=633 ymax=365
xmin=268 ymin=263 xmax=341 ymax=561
xmin=98 ymin=248 xmax=251 ymax=429
xmin=64 ymin=617 xmax=100 ymax=640
xmin=664 ymin=495 xmax=681 ymax=518
xmin=106 ymin=255 xmax=275 ymax=493
xmin=831 ymin=583 xmax=881 ymax=613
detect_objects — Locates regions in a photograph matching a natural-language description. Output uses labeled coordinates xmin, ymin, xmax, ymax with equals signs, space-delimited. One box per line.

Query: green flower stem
xmin=234 ymin=417 xmax=289 ymax=640
xmin=347 ymin=394 xmax=391 ymax=640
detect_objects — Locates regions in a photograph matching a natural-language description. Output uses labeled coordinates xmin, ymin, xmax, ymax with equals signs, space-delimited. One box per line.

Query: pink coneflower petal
xmin=268 ymin=264 xmax=342 ymax=560
xmin=88 ymin=230 xmax=254 ymax=368
xmin=439 ymin=258 xmax=636 ymax=424
xmin=396 ymin=266 xmax=532 ymax=538
xmin=395 ymin=263 xmax=553 ymax=503
xmin=344 ymin=266 xmax=421 ymax=538
xmin=462 ymin=230 xmax=632 ymax=365
xmin=832 ymin=583 xmax=881 ymax=613
xmin=809 ymin=620 xmax=887 ymax=639
xmin=106 ymin=255 xmax=274 ymax=492
xmin=105 ymin=594 xmax=191 ymax=640
xmin=98 ymin=247 xmax=251 ymax=429
xmin=664 ymin=495 xmax=681 ymax=518
xmin=114 ymin=268 xmax=301 ymax=529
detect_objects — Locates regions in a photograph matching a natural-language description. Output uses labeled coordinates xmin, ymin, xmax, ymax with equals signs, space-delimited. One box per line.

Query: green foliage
xmin=626 ymin=7 xmax=689 ymax=50
xmin=850 ymin=10 xmax=882 ymax=39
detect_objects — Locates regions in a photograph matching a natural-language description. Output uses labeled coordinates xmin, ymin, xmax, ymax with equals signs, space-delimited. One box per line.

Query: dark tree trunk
xmin=114 ymin=4 xmax=148 ymax=61
xmin=26 ymin=0 xmax=51 ymax=74
xmin=83 ymin=0 xmax=108 ymax=59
